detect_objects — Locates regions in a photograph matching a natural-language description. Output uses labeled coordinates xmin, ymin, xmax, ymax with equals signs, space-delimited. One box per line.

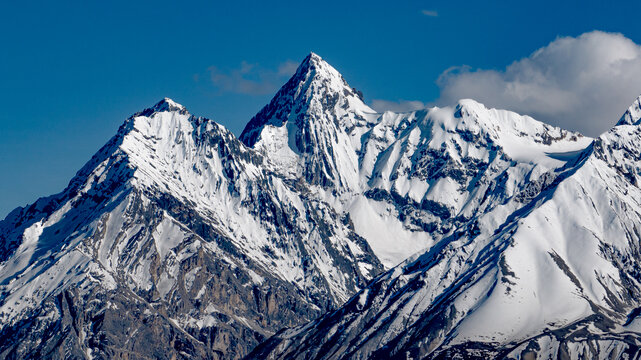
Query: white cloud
xmin=421 ymin=10 xmax=438 ymax=17
xmin=436 ymin=31 xmax=641 ymax=136
xmin=208 ymin=60 xmax=298 ymax=95
xmin=371 ymin=99 xmax=427 ymax=113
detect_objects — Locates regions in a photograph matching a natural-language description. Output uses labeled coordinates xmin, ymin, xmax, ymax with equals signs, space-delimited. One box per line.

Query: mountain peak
xmin=304 ymin=51 xmax=322 ymax=64
xmin=239 ymin=53 xmax=369 ymax=148
xmin=454 ymin=98 xmax=485 ymax=117
xmin=291 ymin=52 xmax=348 ymax=89
xmin=139 ymin=97 xmax=189 ymax=117
xmin=297 ymin=52 xmax=335 ymax=76
xmin=616 ymin=94 xmax=641 ymax=126
xmin=238 ymin=53 xmax=375 ymax=191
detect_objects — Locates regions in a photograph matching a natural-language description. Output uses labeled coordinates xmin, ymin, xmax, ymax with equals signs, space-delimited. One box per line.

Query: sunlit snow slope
xmin=250 ymin=96 xmax=641 ymax=360
xmin=0 ymin=52 xmax=614 ymax=360
xmin=0 ymin=95 xmax=383 ymax=359
xmin=240 ymin=53 xmax=590 ymax=268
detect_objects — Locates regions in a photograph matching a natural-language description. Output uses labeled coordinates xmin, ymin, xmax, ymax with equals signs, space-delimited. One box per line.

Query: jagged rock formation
xmin=0 ymin=93 xmax=383 ymax=359
xmin=248 ymin=96 xmax=641 ymax=360
xmin=240 ymin=53 xmax=590 ymax=268
xmin=3 ymin=52 xmax=637 ymax=360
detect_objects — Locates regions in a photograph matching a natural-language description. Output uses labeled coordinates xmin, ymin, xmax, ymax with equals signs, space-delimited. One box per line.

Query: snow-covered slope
xmin=250 ymin=96 xmax=641 ymax=360
xmin=0 ymin=97 xmax=383 ymax=359
xmin=241 ymin=53 xmax=590 ymax=268
xmin=349 ymin=100 xmax=590 ymax=266
xmin=616 ymin=95 xmax=641 ymax=126
xmin=240 ymin=52 xmax=378 ymax=193
xmin=1 ymin=51 xmax=625 ymax=360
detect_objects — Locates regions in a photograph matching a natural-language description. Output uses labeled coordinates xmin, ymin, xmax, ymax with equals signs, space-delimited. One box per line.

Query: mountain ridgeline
xmin=1 ymin=52 xmax=641 ymax=359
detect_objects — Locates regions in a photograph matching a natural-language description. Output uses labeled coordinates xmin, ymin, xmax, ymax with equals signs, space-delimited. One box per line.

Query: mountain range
xmin=1 ymin=52 xmax=641 ymax=359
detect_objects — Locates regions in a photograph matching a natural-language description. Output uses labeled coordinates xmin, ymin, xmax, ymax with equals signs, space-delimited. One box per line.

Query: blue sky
xmin=2 ymin=0 xmax=641 ymax=217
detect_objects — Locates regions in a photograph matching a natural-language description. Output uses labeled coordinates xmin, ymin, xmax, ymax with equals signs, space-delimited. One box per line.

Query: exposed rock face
xmin=249 ymin=96 xmax=641 ymax=360
xmin=240 ymin=54 xmax=590 ymax=269
xmin=0 ymin=95 xmax=383 ymax=359
xmin=240 ymin=52 xmax=377 ymax=192
xmin=2 ymin=52 xmax=627 ymax=360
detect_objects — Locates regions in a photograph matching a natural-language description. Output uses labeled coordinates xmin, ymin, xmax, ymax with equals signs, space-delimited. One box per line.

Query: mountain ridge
xmin=2 ymin=52 xmax=638 ymax=359
xmin=0 ymin=87 xmax=384 ymax=358
xmin=249 ymin=94 xmax=641 ymax=360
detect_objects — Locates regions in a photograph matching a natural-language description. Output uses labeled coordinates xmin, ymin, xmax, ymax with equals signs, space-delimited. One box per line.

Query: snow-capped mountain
xmin=0 ymin=92 xmax=383 ymax=358
xmin=240 ymin=52 xmax=590 ymax=268
xmin=249 ymin=96 xmax=641 ymax=359
xmin=240 ymin=53 xmax=377 ymax=193
xmin=1 ymin=51 xmax=632 ymax=360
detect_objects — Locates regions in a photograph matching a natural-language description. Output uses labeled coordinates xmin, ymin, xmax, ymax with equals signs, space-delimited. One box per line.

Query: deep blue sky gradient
xmin=2 ymin=0 xmax=640 ymax=217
